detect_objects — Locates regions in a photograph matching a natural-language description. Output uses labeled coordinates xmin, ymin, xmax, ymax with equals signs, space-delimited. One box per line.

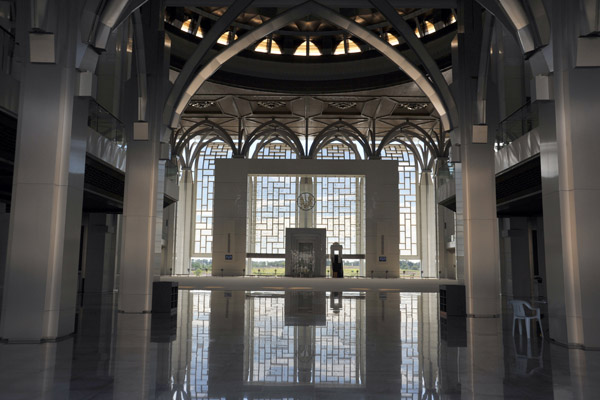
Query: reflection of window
xmin=270 ymin=41 xmax=282 ymax=54
xmin=333 ymin=39 xmax=362 ymax=55
xmin=424 ymin=20 xmax=436 ymax=34
xmin=386 ymin=33 xmax=400 ymax=46
xmin=217 ymin=32 xmax=229 ymax=45
xmin=255 ymin=38 xmax=269 ymax=53
xmin=294 ymin=39 xmax=321 ymax=56
xmin=255 ymin=38 xmax=283 ymax=54
xmin=347 ymin=39 xmax=361 ymax=53
xmin=217 ymin=31 xmax=237 ymax=45
xmin=245 ymin=293 xmax=365 ymax=385
xmin=180 ymin=18 xmax=193 ymax=33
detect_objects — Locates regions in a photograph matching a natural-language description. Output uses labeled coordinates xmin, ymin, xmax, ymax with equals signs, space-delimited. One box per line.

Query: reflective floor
xmin=1 ymin=289 xmax=599 ymax=399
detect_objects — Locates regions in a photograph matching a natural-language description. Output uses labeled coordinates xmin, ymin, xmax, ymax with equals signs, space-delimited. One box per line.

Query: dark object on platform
xmin=151 ymin=313 xmax=177 ymax=343
xmin=439 ymin=285 xmax=466 ymax=317
xmin=331 ymin=255 xmax=344 ymax=278
xmin=440 ymin=316 xmax=467 ymax=347
xmin=152 ymin=281 xmax=178 ymax=314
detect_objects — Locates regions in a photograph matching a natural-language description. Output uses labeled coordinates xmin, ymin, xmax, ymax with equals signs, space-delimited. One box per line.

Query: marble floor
xmin=0 ymin=288 xmax=599 ymax=399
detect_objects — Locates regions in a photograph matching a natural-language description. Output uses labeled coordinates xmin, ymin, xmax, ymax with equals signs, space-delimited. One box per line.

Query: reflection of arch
xmin=309 ymin=120 xmax=371 ymax=159
xmin=242 ymin=120 xmax=305 ymax=158
xmin=167 ymin=1 xmax=455 ymax=130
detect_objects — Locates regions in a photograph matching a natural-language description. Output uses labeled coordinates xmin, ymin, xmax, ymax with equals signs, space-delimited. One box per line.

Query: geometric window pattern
xmin=245 ymin=293 xmax=364 ymax=385
xmin=255 ymin=142 xmax=298 ymax=159
xmin=400 ymin=293 xmax=420 ymax=398
xmin=190 ymin=291 xmax=211 ymax=397
xmin=316 ymin=142 xmax=358 ymax=160
xmin=247 ymin=175 xmax=364 ymax=255
xmin=381 ymin=144 xmax=419 ymax=258
xmin=194 ymin=142 xmax=233 ymax=255
xmin=314 ymin=176 xmax=364 ymax=254
xmin=247 ymin=175 xmax=298 ymax=254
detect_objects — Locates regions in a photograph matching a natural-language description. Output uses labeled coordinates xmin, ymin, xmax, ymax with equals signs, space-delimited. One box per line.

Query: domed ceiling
xmin=165 ymin=5 xmax=456 ymax=93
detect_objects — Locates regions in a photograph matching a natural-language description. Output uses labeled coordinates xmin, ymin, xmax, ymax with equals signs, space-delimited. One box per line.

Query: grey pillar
xmin=174 ymin=169 xmax=193 ymax=275
xmin=365 ymin=292 xmax=402 ymax=394
xmin=499 ymin=217 xmax=532 ymax=300
xmin=547 ymin=0 xmax=600 ymax=349
xmin=418 ymin=293 xmax=439 ymax=398
xmin=171 ymin=290 xmax=192 ymax=397
xmin=118 ymin=2 xmax=170 ymax=312
xmin=460 ymin=318 xmax=504 ymax=397
xmin=162 ymin=202 xmax=176 ymax=275
xmin=0 ymin=204 xmax=9 ymax=314
xmin=83 ymin=214 xmax=118 ymax=295
xmin=454 ymin=1 xmax=500 ymax=316
xmin=537 ymin=99 xmax=568 ymax=342
xmin=419 ymin=171 xmax=437 ymax=278
xmin=0 ymin=1 xmax=85 ymax=341
xmin=112 ymin=313 xmax=158 ymax=398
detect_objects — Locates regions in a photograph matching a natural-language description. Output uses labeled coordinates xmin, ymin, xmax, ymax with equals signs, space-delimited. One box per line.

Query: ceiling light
xmin=258 ymin=100 xmax=285 ymax=109
xmin=330 ymin=101 xmax=357 ymax=110
xmin=397 ymin=103 xmax=428 ymax=111
xmin=189 ymin=101 xmax=215 ymax=109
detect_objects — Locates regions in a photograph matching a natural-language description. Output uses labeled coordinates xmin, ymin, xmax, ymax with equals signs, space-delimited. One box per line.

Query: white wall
xmin=213 ymin=159 xmax=399 ymax=277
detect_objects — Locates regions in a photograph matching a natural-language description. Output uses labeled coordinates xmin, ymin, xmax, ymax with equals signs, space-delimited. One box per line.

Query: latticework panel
xmin=190 ymin=291 xmax=211 ymax=397
xmin=314 ymin=176 xmax=364 ymax=254
xmin=400 ymin=293 xmax=421 ymax=398
xmin=255 ymin=142 xmax=298 ymax=159
xmin=381 ymin=145 xmax=419 ymax=258
xmin=247 ymin=176 xmax=298 ymax=254
xmin=315 ymin=142 xmax=358 ymax=160
xmin=247 ymin=175 xmax=364 ymax=255
xmin=246 ymin=294 xmax=364 ymax=385
xmin=193 ymin=142 xmax=233 ymax=255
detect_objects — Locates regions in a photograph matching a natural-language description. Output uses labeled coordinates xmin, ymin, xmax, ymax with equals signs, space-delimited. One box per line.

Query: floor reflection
xmin=176 ymin=290 xmax=439 ymax=399
xmin=2 ymin=289 xmax=600 ymax=399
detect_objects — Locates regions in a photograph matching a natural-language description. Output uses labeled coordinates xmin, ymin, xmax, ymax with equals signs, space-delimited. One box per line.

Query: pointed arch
xmin=376 ymin=122 xmax=441 ymax=158
xmin=167 ymin=1 xmax=455 ymax=131
xmin=371 ymin=0 xmax=458 ymax=129
xmin=309 ymin=120 xmax=371 ymax=159
xmin=174 ymin=120 xmax=237 ymax=157
xmin=242 ymin=120 xmax=305 ymax=158
xmin=252 ymin=137 xmax=300 ymax=159
xmin=314 ymin=136 xmax=363 ymax=160
xmin=381 ymin=138 xmax=426 ymax=171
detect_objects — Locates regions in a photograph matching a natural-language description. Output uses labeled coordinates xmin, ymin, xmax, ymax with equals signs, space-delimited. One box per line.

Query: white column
xmin=419 ymin=171 xmax=437 ymax=278
xmin=419 ymin=293 xmax=439 ymax=398
xmin=175 ymin=169 xmax=193 ymax=275
xmin=454 ymin=0 xmax=500 ymax=316
xmin=118 ymin=3 xmax=170 ymax=312
xmin=546 ymin=0 xmax=600 ymax=349
xmin=0 ymin=1 xmax=85 ymax=341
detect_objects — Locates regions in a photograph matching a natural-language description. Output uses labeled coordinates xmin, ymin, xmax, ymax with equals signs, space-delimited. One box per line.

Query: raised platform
xmin=160 ymin=276 xmax=463 ymax=292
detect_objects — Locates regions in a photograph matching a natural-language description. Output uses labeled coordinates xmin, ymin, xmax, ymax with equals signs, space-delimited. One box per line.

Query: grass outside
xmin=193 ymin=266 xmax=421 ymax=278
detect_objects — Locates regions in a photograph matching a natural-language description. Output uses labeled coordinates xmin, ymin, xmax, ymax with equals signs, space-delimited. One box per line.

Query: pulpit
xmin=285 ymin=228 xmax=326 ymax=277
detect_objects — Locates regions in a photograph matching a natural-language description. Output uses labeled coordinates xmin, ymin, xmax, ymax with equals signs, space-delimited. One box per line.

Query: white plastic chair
xmin=509 ymin=300 xmax=543 ymax=338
